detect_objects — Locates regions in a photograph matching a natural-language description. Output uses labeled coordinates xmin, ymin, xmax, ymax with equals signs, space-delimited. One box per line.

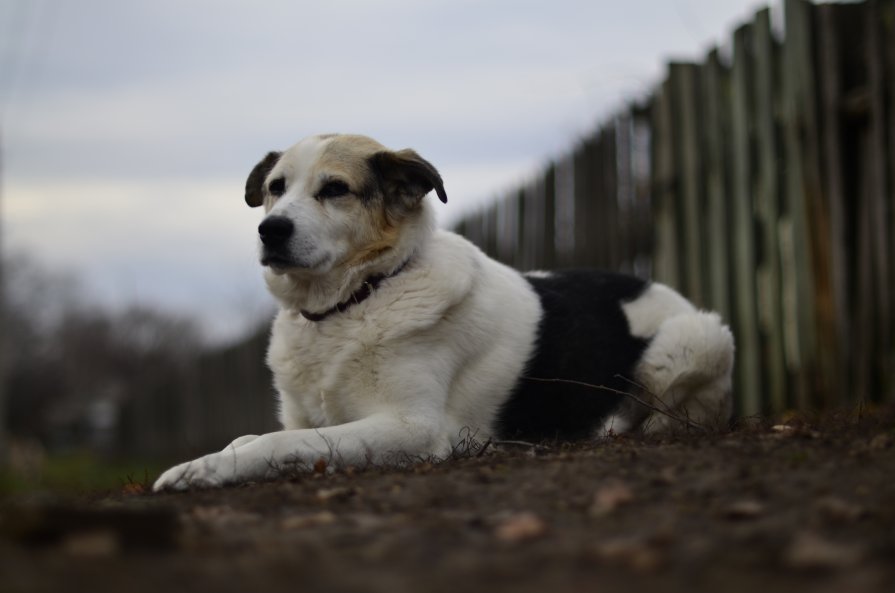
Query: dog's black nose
xmin=259 ymin=216 xmax=294 ymax=247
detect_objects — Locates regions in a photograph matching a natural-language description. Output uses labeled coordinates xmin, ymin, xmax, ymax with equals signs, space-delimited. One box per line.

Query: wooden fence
xmin=453 ymin=0 xmax=895 ymax=415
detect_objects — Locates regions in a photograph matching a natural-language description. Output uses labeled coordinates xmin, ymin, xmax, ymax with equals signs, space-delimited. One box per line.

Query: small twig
xmin=476 ymin=438 xmax=493 ymax=457
xmin=523 ymin=375 xmax=706 ymax=433
xmin=613 ymin=373 xmax=678 ymax=415
xmin=449 ymin=427 xmax=485 ymax=459
xmin=615 ymin=372 xmax=705 ymax=430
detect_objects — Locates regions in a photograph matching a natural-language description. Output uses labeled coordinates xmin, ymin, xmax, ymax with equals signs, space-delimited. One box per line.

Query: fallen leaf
xmin=590 ymin=481 xmax=634 ymax=516
xmin=61 ymin=530 xmax=118 ymax=557
xmin=815 ymin=497 xmax=866 ymax=522
xmin=281 ymin=511 xmax=337 ymax=530
xmin=413 ymin=463 xmax=435 ymax=474
xmin=656 ymin=467 xmax=677 ymax=485
xmin=120 ymin=482 xmax=147 ymax=496
xmin=868 ymin=434 xmax=892 ymax=451
xmin=771 ymin=424 xmax=820 ymax=439
xmin=594 ymin=537 xmax=663 ymax=572
xmin=191 ymin=505 xmax=262 ymax=529
xmin=316 ymin=487 xmax=358 ymax=503
xmin=785 ymin=531 xmax=862 ymax=570
xmin=723 ymin=500 xmax=765 ymax=520
xmin=494 ymin=512 xmax=547 ymax=543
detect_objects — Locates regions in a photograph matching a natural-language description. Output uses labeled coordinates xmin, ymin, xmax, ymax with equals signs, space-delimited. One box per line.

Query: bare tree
xmin=0 ymin=128 xmax=7 ymax=466
xmin=1 ymin=247 xmax=277 ymax=460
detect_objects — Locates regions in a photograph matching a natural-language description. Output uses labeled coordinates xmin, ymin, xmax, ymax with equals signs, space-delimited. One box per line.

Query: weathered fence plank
xmin=670 ymin=63 xmax=707 ymax=308
xmin=700 ymin=49 xmax=733 ymax=322
xmin=650 ymin=81 xmax=682 ymax=289
xmin=701 ymin=50 xmax=734 ymax=328
xmin=886 ymin=0 xmax=895 ymax=399
xmin=753 ymin=9 xmax=788 ymax=413
xmin=816 ymin=2 xmax=851 ymax=403
xmin=453 ymin=0 xmax=895 ymax=414
xmin=554 ymin=155 xmax=576 ymax=266
xmin=520 ymin=189 xmax=530 ymax=271
xmin=483 ymin=203 xmax=498 ymax=259
xmin=615 ymin=115 xmax=633 ymax=273
xmin=590 ymin=133 xmax=607 ymax=268
xmin=602 ymin=125 xmax=621 ymax=270
xmin=573 ymin=141 xmax=593 ymax=267
xmin=865 ymin=0 xmax=892 ymax=398
xmin=542 ymin=164 xmax=557 ymax=270
xmin=781 ymin=0 xmax=824 ymax=407
xmin=730 ymin=24 xmax=762 ymax=416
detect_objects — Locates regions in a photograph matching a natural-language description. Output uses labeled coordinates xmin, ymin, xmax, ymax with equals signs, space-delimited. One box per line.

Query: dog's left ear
xmin=369 ymin=149 xmax=448 ymax=210
xmin=245 ymin=151 xmax=282 ymax=207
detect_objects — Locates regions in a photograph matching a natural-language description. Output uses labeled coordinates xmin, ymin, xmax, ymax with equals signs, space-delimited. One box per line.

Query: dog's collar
xmin=300 ymin=259 xmax=412 ymax=322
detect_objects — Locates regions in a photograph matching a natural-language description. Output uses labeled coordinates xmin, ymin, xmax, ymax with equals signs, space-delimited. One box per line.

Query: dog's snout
xmin=259 ymin=216 xmax=294 ymax=247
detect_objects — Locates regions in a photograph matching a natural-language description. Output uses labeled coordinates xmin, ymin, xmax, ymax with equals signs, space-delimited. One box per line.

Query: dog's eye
xmin=268 ymin=177 xmax=286 ymax=197
xmin=316 ymin=180 xmax=350 ymax=199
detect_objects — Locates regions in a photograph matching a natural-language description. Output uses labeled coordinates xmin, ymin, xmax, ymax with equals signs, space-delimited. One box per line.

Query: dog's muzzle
xmin=259 ymin=216 xmax=295 ymax=267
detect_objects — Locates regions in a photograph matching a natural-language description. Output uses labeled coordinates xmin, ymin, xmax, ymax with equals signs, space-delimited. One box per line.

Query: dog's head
xmin=244 ymin=134 xmax=447 ymax=276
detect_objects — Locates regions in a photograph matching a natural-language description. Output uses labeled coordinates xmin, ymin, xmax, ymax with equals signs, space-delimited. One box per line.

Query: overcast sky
xmin=1 ymin=0 xmax=768 ymax=341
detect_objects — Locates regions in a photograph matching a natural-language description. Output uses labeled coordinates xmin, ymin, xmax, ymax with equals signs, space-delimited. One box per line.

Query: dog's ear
xmin=369 ymin=149 xmax=447 ymax=211
xmin=245 ymin=151 xmax=282 ymax=207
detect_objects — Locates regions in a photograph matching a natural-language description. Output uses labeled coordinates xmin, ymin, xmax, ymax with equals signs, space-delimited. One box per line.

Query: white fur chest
xmin=267 ymin=310 xmax=383 ymax=429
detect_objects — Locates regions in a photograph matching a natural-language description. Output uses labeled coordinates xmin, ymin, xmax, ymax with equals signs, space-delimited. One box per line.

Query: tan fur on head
xmin=247 ymin=134 xmax=446 ymax=314
xmin=245 ymin=135 xmax=446 ymax=212
xmin=338 ymin=202 xmax=402 ymax=269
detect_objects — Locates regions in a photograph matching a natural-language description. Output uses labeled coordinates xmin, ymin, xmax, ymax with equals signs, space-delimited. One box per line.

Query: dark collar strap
xmin=300 ymin=259 xmax=412 ymax=322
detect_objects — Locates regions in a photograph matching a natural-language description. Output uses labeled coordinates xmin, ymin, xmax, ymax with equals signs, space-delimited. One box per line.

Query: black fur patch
xmin=494 ymin=270 xmax=650 ymax=441
xmin=245 ymin=151 xmax=282 ymax=207
xmin=367 ymin=149 xmax=448 ymax=214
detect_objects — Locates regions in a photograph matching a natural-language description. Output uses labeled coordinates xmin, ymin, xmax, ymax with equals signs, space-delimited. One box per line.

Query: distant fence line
xmin=453 ymin=0 xmax=895 ymax=415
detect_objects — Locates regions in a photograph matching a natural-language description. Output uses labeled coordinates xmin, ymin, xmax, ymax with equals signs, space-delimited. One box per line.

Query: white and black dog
xmin=154 ymin=134 xmax=734 ymax=491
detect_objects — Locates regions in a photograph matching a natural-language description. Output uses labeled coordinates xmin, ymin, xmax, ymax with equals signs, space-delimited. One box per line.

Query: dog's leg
xmin=636 ymin=311 xmax=735 ymax=434
xmin=153 ymin=413 xmax=444 ymax=491
xmin=223 ymin=434 xmax=260 ymax=450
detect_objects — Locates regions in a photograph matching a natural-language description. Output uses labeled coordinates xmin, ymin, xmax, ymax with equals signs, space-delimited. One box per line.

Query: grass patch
xmin=0 ymin=453 xmax=165 ymax=497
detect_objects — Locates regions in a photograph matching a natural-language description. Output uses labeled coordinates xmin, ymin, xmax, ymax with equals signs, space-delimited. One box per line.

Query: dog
xmin=153 ymin=133 xmax=734 ymax=491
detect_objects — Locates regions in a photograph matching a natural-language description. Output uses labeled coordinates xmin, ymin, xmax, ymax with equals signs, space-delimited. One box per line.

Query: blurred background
xmin=2 ymin=0 xmax=893 ymax=491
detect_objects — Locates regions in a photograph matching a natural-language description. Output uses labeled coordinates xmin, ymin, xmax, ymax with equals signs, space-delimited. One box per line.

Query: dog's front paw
xmin=153 ymin=453 xmax=231 ymax=492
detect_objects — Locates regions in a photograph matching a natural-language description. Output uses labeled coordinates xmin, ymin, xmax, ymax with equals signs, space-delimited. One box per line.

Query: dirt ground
xmin=1 ymin=408 xmax=894 ymax=593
